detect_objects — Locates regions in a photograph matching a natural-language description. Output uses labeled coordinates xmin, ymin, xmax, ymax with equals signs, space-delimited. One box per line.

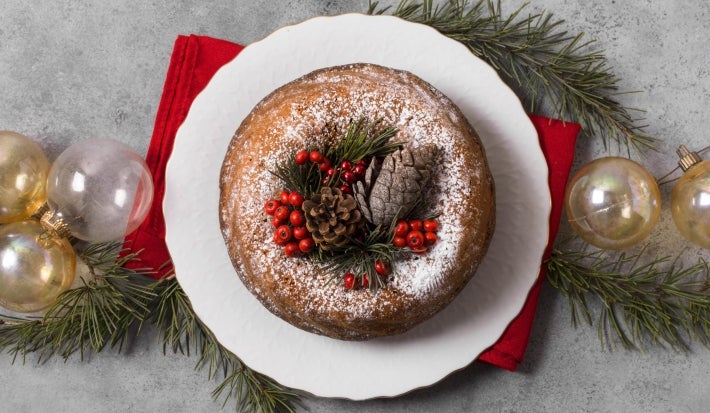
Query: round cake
xmin=219 ymin=63 xmax=495 ymax=340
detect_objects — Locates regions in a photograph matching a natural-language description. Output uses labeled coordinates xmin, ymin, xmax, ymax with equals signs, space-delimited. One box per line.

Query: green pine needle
xmin=0 ymin=242 xmax=156 ymax=362
xmin=547 ymin=246 xmax=710 ymax=351
xmin=150 ymin=276 xmax=301 ymax=412
xmin=0 ymin=242 xmax=300 ymax=412
xmin=271 ymin=157 xmax=321 ymax=199
xmin=326 ymin=118 xmax=400 ymax=163
xmin=369 ymin=0 xmax=658 ymax=153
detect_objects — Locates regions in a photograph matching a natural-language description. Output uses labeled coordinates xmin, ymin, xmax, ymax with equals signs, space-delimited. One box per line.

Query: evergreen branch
xmin=0 ymin=242 xmax=156 ymax=362
xmin=150 ymin=276 xmax=301 ymax=413
xmin=546 ymin=247 xmax=710 ymax=351
xmin=327 ymin=118 xmax=400 ymax=163
xmin=369 ymin=0 xmax=658 ymax=152
xmin=271 ymin=157 xmax=321 ymax=199
xmin=315 ymin=217 xmax=404 ymax=291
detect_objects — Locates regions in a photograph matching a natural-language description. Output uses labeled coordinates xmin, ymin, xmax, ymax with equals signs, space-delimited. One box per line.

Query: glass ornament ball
xmin=671 ymin=160 xmax=710 ymax=249
xmin=46 ymin=138 xmax=154 ymax=242
xmin=0 ymin=221 xmax=76 ymax=313
xmin=0 ymin=131 xmax=51 ymax=223
xmin=564 ymin=157 xmax=662 ymax=249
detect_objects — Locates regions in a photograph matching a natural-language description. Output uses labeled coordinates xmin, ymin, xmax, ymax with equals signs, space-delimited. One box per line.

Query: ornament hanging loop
xmin=677 ymin=145 xmax=702 ymax=172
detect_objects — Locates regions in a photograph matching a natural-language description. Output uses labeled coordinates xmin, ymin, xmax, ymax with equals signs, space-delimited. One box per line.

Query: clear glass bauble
xmin=671 ymin=160 xmax=710 ymax=249
xmin=0 ymin=131 xmax=50 ymax=223
xmin=0 ymin=221 xmax=76 ymax=313
xmin=564 ymin=157 xmax=662 ymax=249
xmin=46 ymin=138 xmax=154 ymax=242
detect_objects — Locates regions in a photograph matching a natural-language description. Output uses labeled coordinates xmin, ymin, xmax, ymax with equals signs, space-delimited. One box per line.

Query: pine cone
xmin=302 ymin=187 xmax=362 ymax=250
xmin=354 ymin=145 xmax=437 ymax=226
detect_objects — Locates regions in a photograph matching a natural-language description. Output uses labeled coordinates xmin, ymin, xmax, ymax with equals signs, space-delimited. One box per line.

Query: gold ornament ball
xmin=0 ymin=131 xmax=50 ymax=223
xmin=671 ymin=159 xmax=710 ymax=249
xmin=0 ymin=221 xmax=76 ymax=313
xmin=564 ymin=157 xmax=662 ymax=249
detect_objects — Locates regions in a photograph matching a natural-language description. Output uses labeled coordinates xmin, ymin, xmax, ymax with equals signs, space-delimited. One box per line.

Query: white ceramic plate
xmin=164 ymin=14 xmax=549 ymax=400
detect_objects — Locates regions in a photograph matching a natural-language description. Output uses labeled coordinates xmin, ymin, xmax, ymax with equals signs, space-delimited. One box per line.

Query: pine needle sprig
xmin=271 ymin=156 xmax=321 ymax=199
xmin=369 ymin=0 xmax=658 ymax=152
xmin=546 ymin=246 xmax=710 ymax=351
xmin=0 ymin=242 xmax=156 ymax=362
xmin=326 ymin=118 xmax=401 ymax=163
xmin=315 ymin=219 xmax=405 ymax=291
xmin=150 ymin=276 xmax=301 ymax=413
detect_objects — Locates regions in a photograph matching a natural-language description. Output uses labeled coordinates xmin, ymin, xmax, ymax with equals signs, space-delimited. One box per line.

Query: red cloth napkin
xmin=477 ymin=114 xmax=579 ymax=370
xmin=124 ymin=35 xmax=581 ymax=371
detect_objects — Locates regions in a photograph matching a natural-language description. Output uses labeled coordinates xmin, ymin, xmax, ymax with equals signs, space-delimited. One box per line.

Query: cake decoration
xmin=264 ymin=119 xmax=440 ymax=291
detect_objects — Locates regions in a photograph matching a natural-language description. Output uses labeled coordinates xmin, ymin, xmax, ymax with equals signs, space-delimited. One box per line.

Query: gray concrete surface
xmin=1 ymin=1 xmax=709 ymax=412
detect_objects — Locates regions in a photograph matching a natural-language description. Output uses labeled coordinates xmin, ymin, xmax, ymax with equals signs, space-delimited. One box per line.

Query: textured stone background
xmin=1 ymin=1 xmax=709 ymax=412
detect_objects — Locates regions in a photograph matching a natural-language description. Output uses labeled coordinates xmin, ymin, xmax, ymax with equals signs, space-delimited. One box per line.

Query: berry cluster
xmin=263 ymin=190 xmax=314 ymax=257
xmin=294 ymin=149 xmax=368 ymax=195
xmin=342 ymin=259 xmax=390 ymax=290
xmin=392 ymin=218 xmax=439 ymax=254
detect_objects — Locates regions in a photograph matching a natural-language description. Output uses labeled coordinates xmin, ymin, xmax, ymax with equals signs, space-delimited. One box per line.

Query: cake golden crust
xmin=219 ymin=63 xmax=495 ymax=340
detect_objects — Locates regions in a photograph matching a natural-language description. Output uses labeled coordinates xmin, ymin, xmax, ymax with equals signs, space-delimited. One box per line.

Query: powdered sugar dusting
xmin=220 ymin=63 xmax=494 ymax=339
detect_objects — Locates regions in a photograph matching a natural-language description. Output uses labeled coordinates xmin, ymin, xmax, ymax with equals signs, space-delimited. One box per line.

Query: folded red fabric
xmin=124 ymin=34 xmax=580 ymax=371
xmin=123 ymin=35 xmax=243 ymax=278
xmin=478 ymin=114 xmax=579 ymax=370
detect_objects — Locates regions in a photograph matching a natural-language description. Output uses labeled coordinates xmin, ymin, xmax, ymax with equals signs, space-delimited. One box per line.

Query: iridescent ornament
xmin=671 ymin=145 xmax=710 ymax=249
xmin=0 ymin=131 xmax=50 ymax=223
xmin=45 ymin=138 xmax=154 ymax=242
xmin=0 ymin=221 xmax=76 ymax=313
xmin=565 ymin=157 xmax=661 ymax=249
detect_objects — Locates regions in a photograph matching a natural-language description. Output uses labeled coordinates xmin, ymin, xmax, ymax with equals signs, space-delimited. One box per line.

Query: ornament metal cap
xmin=40 ymin=209 xmax=72 ymax=240
xmin=677 ymin=144 xmax=702 ymax=172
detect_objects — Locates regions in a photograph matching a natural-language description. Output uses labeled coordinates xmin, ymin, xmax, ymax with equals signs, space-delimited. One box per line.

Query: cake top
xmin=219 ymin=63 xmax=495 ymax=339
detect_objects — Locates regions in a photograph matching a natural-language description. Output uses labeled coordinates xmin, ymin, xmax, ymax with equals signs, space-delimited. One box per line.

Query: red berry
xmin=339 ymin=184 xmax=352 ymax=195
xmin=340 ymin=160 xmax=353 ymax=171
xmin=406 ymin=230 xmax=425 ymax=249
xmin=263 ymin=199 xmax=281 ymax=215
xmin=293 ymin=226 xmax=308 ymax=240
xmin=326 ymin=167 xmax=336 ymax=177
xmin=374 ymin=259 xmax=389 ymax=276
xmin=319 ymin=158 xmax=331 ymax=172
xmin=343 ymin=273 xmax=355 ymax=290
xmin=322 ymin=177 xmax=331 ymax=186
xmin=425 ymin=231 xmax=437 ymax=246
xmin=275 ymin=225 xmax=292 ymax=243
xmin=423 ymin=219 xmax=438 ymax=232
xmin=279 ymin=190 xmax=291 ymax=205
xmin=289 ymin=210 xmax=305 ymax=227
xmin=272 ymin=216 xmax=284 ymax=228
xmin=288 ymin=192 xmax=304 ymax=208
xmin=342 ymin=171 xmax=356 ymax=184
xmin=295 ymin=150 xmax=309 ymax=165
xmin=309 ymin=151 xmax=324 ymax=163
xmin=273 ymin=231 xmax=286 ymax=246
xmin=298 ymin=237 xmax=315 ymax=253
xmin=409 ymin=219 xmax=423 ymax=232
xmin=362 ymin=273 xmax=370 ymax=288
xmin=393 ymin=236 xmax=407 ymax=248
xmin=353 ymin=164 xmax=366 ymax=177
xmin=274 ymin=205 xmax=290 ymax=221
xmin=356 ymin=158 xmax=368 ymax=167
xmin=284 ymin=242 xmax=300 ymax=257
xmin=394 ymin=220 xmax=409 ymax=237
